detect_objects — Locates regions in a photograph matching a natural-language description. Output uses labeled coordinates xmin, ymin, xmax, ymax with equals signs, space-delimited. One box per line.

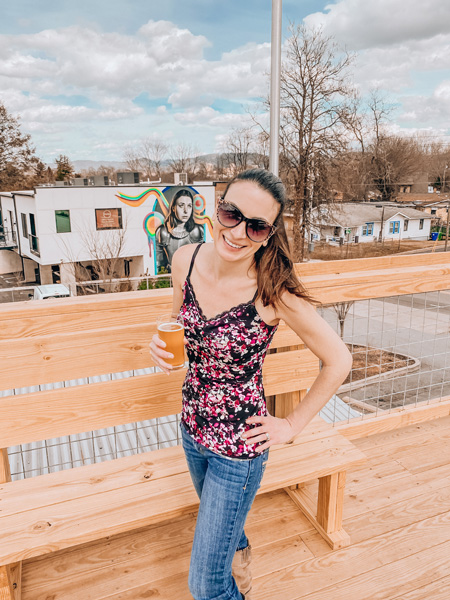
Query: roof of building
xmin=311 ymin=202 xmax=433 ymax=227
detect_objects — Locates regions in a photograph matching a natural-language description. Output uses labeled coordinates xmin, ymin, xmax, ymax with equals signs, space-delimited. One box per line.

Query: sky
xmin=1 ymin=0 xmax=450 ymax=164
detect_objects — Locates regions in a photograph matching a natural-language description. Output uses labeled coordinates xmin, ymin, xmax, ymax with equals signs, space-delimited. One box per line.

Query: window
xmin=362 ymin=222 xmax=374 ymax=235
xmin=389 ymin=221 xmax=400 ymax=233
xmin=21 ymin=213 xmax=28 ymax=238
xmin=55 ymin=210 xmax=71 ymax=233
xmin=404 ymin=220 xmax=409 ymax=231
xmin=419 ymin=219 xmax=424 ymax=230
xmin=95 ymin=208 xmax=123 ymax=230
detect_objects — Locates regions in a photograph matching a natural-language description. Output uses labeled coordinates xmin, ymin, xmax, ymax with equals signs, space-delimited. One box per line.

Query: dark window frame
xmin=55 ymin=210 xmax=71 ymax=234
xmin=21 ymin=213 xmax=28 ymax=238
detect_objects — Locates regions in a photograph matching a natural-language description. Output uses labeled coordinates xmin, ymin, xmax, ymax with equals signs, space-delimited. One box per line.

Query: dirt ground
xmin=343 ymin=343 xmax=414 ymax=385
xmin=308 ymin=239 xmax=444 ymax=261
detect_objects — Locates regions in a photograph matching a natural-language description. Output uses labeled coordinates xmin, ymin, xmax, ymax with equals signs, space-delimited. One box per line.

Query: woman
xmin=150 ymin=169 xmax=352 ymax=600
xmin=155 ymin=188 xmax=204 ymax=272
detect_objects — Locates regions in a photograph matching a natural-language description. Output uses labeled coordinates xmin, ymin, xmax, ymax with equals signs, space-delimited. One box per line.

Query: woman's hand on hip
xmin=241 ymin=414 xmax=297 ymax=452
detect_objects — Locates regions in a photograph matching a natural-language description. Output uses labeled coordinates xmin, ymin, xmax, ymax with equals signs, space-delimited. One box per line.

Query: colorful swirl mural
xmin=116 ymin=186 xmax=213 ymax=274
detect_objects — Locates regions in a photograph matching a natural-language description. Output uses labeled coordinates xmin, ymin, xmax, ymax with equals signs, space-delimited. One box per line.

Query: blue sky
xmin=1 ymin=0 xmax=450 ymax=164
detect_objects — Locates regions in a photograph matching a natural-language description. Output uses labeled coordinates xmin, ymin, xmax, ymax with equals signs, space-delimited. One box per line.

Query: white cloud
xmin=173 ymin=106 xmax=253 ymax=129
xmin=398 ymin=81 xmax=450 ymax=127
xmin=304 ymin=0 xmax=450 ymax=50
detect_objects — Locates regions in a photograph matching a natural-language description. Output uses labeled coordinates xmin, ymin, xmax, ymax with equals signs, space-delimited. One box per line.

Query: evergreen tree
xmin=0 ymin=103 xmax=39 ymax=191
xmin=55 ymin=155 xmax=74 ymax=181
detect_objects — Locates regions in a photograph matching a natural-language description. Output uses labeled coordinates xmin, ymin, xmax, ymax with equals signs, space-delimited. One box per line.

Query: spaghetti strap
xmin=187 ymin=242 xmax=204 ymax=279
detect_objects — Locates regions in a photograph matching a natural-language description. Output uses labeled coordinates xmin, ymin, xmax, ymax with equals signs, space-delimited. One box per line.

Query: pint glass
xmin=156 ymin=314 xmax=185 ymax=370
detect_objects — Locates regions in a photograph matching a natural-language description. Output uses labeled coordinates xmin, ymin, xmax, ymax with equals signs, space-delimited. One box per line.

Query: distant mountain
xmin=46 ymin=160 xmax=127 ymax=171
xmin=72 ymin=160 xmax=127 ymax=171
xmin=46 ymin=153 xmax=265 ymax=173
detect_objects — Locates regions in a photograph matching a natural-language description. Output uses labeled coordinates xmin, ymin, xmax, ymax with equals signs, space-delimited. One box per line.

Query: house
xmin=0 ymin=180 xmax=216 ymax=287
xmin=310 ymin=202 xmax=433 ymax=244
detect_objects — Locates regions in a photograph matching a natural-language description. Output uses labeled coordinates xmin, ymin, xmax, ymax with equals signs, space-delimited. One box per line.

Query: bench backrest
xmin=0 ymin=290 xmax=319 ymax=449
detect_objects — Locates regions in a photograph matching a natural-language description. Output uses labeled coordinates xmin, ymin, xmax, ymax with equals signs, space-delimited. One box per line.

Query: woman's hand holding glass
xmin=149 ymin=333 xmax=175 ymax=375
xmin=150 ymin=314 xmax=187 ymax=375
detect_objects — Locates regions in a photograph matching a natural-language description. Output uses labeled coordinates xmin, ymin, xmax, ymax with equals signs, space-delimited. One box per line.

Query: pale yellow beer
xmin=157 ymin=315 xmax=185 ymax=370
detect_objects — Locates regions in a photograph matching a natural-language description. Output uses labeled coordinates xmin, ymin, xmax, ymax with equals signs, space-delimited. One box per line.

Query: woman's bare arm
xmin=244 ymin=291 xmax=353 ymax=448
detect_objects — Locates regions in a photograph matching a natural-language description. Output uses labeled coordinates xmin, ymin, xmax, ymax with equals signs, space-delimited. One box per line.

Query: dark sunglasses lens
xmin=247 ymin=220 xmax=272 ymax=242
xmin=217 ymin=204 xmax=241 ymax=227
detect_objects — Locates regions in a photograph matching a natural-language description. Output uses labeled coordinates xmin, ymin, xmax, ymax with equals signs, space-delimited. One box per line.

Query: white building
xmin=0 ymin=182 xmax=216 ymax=287
xmin=310 ymin=202 xmax=433 ymax=244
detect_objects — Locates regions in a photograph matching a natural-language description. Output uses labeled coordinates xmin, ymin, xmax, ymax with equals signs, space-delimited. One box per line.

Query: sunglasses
xmin=216 ymin=198 xmax=277 ymax=243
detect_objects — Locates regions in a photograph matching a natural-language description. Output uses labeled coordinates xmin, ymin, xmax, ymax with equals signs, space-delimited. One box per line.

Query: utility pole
xmin=269 ymin=0 xmax=282 ymax=176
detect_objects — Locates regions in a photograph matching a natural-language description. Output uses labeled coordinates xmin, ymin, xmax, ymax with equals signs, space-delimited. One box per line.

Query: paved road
xmin=322 ymin=292 xmax=450 ymax=410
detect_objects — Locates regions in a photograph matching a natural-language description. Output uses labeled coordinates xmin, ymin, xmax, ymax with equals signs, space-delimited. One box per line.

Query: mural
xmin=116 ymin=186 xmax=213 ymax=274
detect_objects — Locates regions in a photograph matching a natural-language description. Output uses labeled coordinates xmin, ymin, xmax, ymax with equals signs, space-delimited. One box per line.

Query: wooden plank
xmin=0 ymin=255 xmax=447 ymax=344
xmin=20 ymin=500 xmax=310 ymax=596
xmin=0 ymin=436 xmax=366 ymax=565
xmin=0 ymin=289 xmax=172 ymax=340
xmin=389 ymin=574 xmax=450 ymax=600
xmin=0 ymin=348 xmax=320 ymax=447
xmin=291 ymin=538 xmax=450 ymax=600
xmin=0 ymin=451 xmax=20 ymax=600
xmin=0 ymin=425 xmax=363 ymax=519
xmin=337 ymin=398 xmax=450 ymax=440
xmin=296 ymin=251 xmax=450 ymax=275
xmin=346 ymin=479 xmax=450 ymax=547
xmin=0 ymin=416 xmax=328 ymax=515
xmin=0 ymin=319 xmax=303 ymax=391
xmin=252 ymin=515 xmax=450 ymax=600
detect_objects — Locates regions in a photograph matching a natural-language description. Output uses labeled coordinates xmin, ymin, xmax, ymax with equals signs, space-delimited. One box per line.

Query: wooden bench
xmin=0 ymin=290 xmax=367 ymax=599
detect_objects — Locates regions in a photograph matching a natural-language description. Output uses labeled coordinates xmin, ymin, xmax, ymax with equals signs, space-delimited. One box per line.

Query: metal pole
xmin=445 ymin=200 xmax=449 ymax=252
xmin=269 ymin=0 xmax=282 ymax=176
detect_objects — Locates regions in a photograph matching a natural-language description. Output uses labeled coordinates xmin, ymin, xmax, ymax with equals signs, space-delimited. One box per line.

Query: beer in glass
xmin=156 ymin=314 xmax=185 ymax=370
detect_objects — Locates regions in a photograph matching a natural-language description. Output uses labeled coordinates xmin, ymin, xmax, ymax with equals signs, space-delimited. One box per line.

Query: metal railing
xmin=0 ymin=229 xmax=18 ymax=248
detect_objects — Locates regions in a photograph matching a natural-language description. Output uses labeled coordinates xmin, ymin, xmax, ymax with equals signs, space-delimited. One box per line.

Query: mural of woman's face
xmin=174 ymin=195 xmax=193 ymax=223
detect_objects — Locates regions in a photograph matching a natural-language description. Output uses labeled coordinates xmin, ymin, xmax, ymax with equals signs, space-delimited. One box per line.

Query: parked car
xmin=30 ymin=284 xmax=71 ymax=300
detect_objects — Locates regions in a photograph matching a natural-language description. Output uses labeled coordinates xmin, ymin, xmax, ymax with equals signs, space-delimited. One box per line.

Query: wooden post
xmin=0 ymin=449 xmax=21 ymax=600
xmin=317 ymin=471 xmax=348 ymax=540
xmin=273 ymin=343 xmax=307 ymax=420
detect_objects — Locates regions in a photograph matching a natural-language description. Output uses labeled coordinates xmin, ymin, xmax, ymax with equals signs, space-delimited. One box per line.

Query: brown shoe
xmin=232 ymin=544 xmax=253 ymax=599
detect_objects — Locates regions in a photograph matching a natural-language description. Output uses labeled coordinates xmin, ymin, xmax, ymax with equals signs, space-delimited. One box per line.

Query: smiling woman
xmin=150 ymin=168 xmax=354 ymax=600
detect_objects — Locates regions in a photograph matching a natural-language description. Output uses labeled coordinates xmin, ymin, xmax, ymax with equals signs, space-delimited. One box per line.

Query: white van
xmin=32 ymin=284 xmax=71 ymax=300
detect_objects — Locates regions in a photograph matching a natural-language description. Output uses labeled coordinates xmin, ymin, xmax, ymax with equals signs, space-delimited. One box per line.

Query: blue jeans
xmin=180 ymin=420 xmax=269 ymax=600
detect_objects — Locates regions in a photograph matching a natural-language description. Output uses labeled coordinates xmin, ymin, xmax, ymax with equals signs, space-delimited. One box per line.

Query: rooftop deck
xmin=19 ymin=411 xmax=450 ymax=600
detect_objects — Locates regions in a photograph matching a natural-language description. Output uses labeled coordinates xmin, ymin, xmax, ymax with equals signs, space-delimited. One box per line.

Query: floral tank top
xmin=180 ymin=242 xmax=278 ymax=459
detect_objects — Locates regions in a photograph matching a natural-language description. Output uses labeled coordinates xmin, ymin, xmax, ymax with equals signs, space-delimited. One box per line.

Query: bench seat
xmin=0 ymin=416 xmax=367 ymax=566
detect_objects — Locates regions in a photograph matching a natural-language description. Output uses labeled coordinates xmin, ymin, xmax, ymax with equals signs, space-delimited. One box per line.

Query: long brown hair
xmin=222 ymin=169 xmax=320 ymax=308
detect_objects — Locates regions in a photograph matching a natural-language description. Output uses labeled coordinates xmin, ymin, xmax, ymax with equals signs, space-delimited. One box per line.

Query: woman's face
xmin=213 ymin=181 xmax=279 ymax=263
xmin=174 ymin=195 xmax=193 ymax=223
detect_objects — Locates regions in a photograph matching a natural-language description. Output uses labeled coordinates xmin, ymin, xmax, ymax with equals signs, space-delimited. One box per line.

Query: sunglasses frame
xmin=216 ymin=197 xmax=277 ymax=243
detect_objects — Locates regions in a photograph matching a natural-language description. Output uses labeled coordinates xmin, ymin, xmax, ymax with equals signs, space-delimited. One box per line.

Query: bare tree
xmin=259 ymin=25 xmax=356 ymax=261
xmin=427 ymin=141 xmax=450 ymax=192
xmin=123 ymin=145 xmax=141 ymax=173
xmin=59 ymin=216 xmax=129 ymax=294
xmin=332 ymin=302 xmax=354 ymax=339
xmin=168 ymin=143 xmax=200 ymax=181
xmin=141 ymin=139 xmax=168 ymax=179
xmin=369 ymin=135 xmax=421 ymax=202
xmin=224 ymin=126 xmax=255 ymax=175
